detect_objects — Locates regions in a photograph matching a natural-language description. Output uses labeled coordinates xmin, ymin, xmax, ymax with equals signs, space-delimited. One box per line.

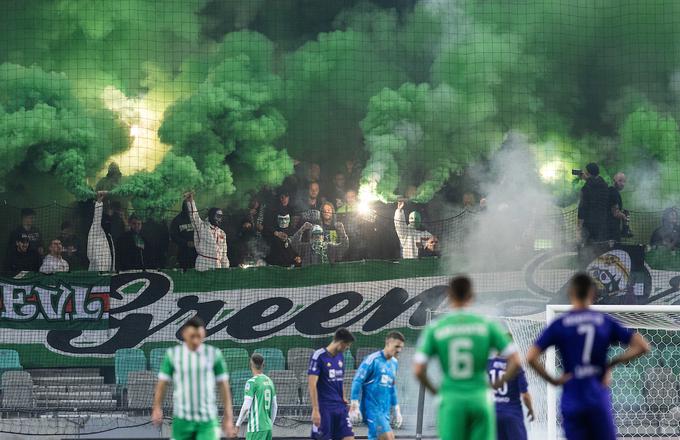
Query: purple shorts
xmin=562 ymin=404 xmax=616 ymax=440
xmin=311 ymin=406 xmax=354 ymax=440
xmin=496 ymin=412 xmax=527 ymax=440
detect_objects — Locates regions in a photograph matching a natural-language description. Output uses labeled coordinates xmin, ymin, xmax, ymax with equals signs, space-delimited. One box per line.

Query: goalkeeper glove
xmin=392 ymin=405 xmax=403 ymax=429
xmin=349 ymin=400 xmax=362 ymax=424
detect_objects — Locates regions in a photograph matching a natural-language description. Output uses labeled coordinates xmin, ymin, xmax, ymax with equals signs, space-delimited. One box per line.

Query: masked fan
xmin=293 ymin=223 xmax=348 ymax=266
xmin=183 ymin=192 xmax=229 ymax=271
xmin=394 ymin=200 xmax=433 ymax=259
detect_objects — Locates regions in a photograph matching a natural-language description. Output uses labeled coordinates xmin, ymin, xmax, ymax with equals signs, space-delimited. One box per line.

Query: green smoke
xmin=3 ymin=0 xmax=680 ymax=210
xmin=138 ymin=31 xmax=293 ymax=212
xmin=0 ymin=63 xmax=128 ymax=200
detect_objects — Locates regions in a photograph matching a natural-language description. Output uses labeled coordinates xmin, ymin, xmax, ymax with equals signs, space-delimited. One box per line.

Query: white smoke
xmin=462 ymin=132 xmax=563 ymax=271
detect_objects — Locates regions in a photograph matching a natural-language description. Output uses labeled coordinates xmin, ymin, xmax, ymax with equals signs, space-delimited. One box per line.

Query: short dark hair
xmin=251 ymin=353 xmax=265 ymax=370
xmin=449 ymin=275 xmax=473 ymax=301
xmin=333 ymin=328 xmax=355 ymax=343
xmin=129 ymin=213 xmax=142 ymax=222
xmin=21 ymin=208 xmax=35 ymax=218
xmin=386 ymin=331 xmax=405 ymax=342
xmin=586 ymin=163 xmax=599 ymax=176
xmin=570 ymin=272 xmax=594 ymax=300
xmin=182 ymin=316 xmax=205 ymax=330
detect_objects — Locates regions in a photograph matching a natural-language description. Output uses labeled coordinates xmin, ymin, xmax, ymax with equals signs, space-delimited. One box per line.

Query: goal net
xmin=506 ymin=305 xmax=680 ymax=440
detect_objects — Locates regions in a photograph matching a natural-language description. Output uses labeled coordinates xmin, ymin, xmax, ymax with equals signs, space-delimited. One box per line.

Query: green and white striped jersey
xmin=244 ymin=374 xmax=276 ymax=432
xmin=158 ymin=343 xmax=228 ymax=421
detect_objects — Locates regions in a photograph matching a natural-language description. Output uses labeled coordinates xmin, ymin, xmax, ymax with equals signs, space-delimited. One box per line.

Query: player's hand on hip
xmin=312 ymin=408 xmax=321 ymax=427
xmin=392 ymin=405 xmax=403 ymax=429
xmin=349 ymin=400 xmax=362 ymax=424
xmin=526 ymin=407 xmax=535 ymax=422
xmin=151 ymin=406 xmax=163 ymax=427
xmin=491 ymin=379 xmax=505 ymax=390
xmin=552 ymin=373 xmax=572 ymax=386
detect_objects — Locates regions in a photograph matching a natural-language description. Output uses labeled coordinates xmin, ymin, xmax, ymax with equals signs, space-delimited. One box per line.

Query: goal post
xmin=544 ymin=304 xmax=680 ymax=440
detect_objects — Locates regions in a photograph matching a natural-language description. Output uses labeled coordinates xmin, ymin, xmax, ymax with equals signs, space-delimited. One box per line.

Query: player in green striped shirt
xmin=413 ymin=276 xmax=522 ymax=440
xmin=152 ymin=317 xmax=237 ymax=440
xmin=235 ymin=353 xmax=278 ymax=440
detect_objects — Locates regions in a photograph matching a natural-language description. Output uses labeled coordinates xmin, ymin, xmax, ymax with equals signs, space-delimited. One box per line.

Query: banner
xmin=1 ymin=247 xmax=679 ymax=368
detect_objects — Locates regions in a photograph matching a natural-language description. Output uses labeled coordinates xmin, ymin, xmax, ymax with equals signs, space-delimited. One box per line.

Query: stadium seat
xmin=356 ymin=348 xmax=380 ymax=366
xmin=287 ymin=347 xmax=314 ymax=382
xmin=230 ymin=370 xmax=252 ymax=406
xmin=223 ymin=348 xmax=250 ymax=373
xmin=115 ymin=348 xmax=147 ymax=387
xmin=644 ymin=367 xmax=679 ymax=410
xmin=1 ymin=371 xmax=33 ymax=409
xmin=127 ymin=371 xmax=156 ymax=409
xmin=269 ymin=370 xmax=300 ymax=405
xmin=343 ymin=369 xmax=356 ymax=401
xmin=661 ymin=346 xmax=680 ymax=373
xmin=0 ymin=349 xmax=21 ymax=373
xmin=344 ymin=350 xmax=355 ymax=369
xmin=149 ymin=348 xmax=167 ymax=374
xmin=254 ymin=348 xmax=286 ymax=372
xmin=611 ymin=368 xmax=644 ymax=412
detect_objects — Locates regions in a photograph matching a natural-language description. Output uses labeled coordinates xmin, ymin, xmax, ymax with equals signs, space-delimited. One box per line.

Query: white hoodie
xmin=394 ymin=207 xmax=432 ymax=259
xmin=87 ymin=201 xmax=115 ymax=272
xmin=188 ymin=200 xmax=229 ymax=271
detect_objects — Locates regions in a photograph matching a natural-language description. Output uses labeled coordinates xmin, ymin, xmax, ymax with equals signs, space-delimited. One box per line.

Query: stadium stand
xmin=254 ymin=348 xmax=286 ymax=372
xmin=115 ymin=348 xmax=147 ymax=387
xmin=1 ymin=371 xmax=33 ymax=410
xmin=268 ymin=370 xmax=300 ymax=405
xmin=222 ymin=348 xmax=250 ymax=372
xmin=149 ymin=348 xmax=166 ymax=374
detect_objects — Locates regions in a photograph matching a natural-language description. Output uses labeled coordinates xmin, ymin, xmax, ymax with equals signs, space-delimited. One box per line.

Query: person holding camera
xmin=607 ymin=172 xmax=631 ymax=242
xmin=577 ymin=163 xmax=609 ymax=244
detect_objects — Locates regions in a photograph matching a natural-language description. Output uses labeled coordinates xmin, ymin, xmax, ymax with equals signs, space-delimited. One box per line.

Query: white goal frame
xmin=545 ymin=304 xmax=680 ymax=440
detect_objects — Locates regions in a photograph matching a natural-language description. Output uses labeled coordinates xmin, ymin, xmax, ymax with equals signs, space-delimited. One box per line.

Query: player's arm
xmin=271 ymin=394 xmax=278 ymax=425
xmin=413 ymin=325 xmax=438 ymax=394
xmin=308 ymin=374 xmax=321 ymax=426
xmin=152 ymin=351 xmax=173 ymax=426
xmin=516 ymin=369 xmax=534 ymax=421
xmin=214 ymin=351 xmax=236 ymax=437
xmin=390 ymin=374 xmax=403 ymax=429
xmin=218 ymin=380 xmax=236 ymax=436
xmin=235 ymin=395 xmax=252 ymax=428
xmin=526 ymin=345 xmax=571 ymax=387
xmin=349 ymin=361 xmax=369 ymax=422
xmin=151 ymin=380 xmax=168 ymax=426
xmin=608 ymin=332 xmax=650 ymax=369
xmin=488 ymin=323 xmax=521 ymax=389
xmin=521 ymin=392 xmax=535 ymax=422
xmin=413 ymin=362 xmax=437 ymax=394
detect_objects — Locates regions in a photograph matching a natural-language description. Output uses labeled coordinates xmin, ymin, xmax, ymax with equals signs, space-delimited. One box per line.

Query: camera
xmin=571 ymin=169 xmax=583 ymax=176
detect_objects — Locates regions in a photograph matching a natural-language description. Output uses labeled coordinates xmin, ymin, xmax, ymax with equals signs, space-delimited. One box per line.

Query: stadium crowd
xmin=2 ymin=160 xmax=676 ymax=275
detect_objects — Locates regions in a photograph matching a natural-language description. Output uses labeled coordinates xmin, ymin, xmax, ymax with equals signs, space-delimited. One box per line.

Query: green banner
xmin=1 ymin=248 xmax=679 ymax=368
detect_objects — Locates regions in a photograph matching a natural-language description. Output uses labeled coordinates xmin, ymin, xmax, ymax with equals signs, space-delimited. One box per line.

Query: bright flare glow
xmin=357 ymin=198 xmax=372 ymax=216
xmin=357 ymin=181 xmax=380 ymax=220
xmin=539 ymin=161 xmax=561 ymax=183
xmin=101 ymin=86 xmax=171 ymax=175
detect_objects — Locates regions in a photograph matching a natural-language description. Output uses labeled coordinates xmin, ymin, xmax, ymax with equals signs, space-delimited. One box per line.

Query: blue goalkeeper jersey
xmin=350 ymin=350 xmax=398 ymax=415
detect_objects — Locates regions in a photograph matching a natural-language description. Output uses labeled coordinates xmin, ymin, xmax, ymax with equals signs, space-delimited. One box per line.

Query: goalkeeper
xmin=349 ymin=332 xmax=405 ymax=440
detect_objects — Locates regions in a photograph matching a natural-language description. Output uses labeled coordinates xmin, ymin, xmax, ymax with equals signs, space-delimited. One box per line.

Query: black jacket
xmin=4 ymin=248 xmax=41 ymax=274
xmin=170 ymin=205 xmax=197 ymax=269
xmin=116 ymin=231 xmax=146 ymax=271
xmin=578 ymin=176 xmax=609 ymax=242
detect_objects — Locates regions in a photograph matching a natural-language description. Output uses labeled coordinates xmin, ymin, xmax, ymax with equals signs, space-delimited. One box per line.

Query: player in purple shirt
xmin=527 ymin=273 xmax=650 ymax=440
xmin=487 ymin=349 xmax=535 ymax=440
xmin=308 ymin=328 xmax=356 ymax=440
